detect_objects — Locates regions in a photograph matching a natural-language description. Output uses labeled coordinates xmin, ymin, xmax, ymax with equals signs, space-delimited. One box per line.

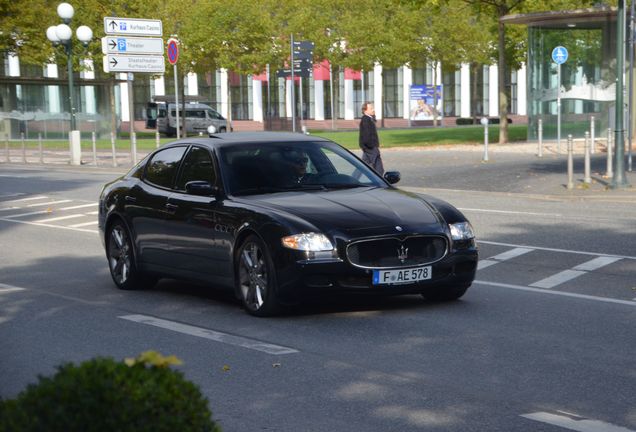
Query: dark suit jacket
xmin=359 ymin=115 xmax=379 ymax=151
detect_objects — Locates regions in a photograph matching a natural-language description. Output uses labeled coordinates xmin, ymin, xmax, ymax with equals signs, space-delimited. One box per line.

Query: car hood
xmin=240 ymin=187 xmax=447 ymax=236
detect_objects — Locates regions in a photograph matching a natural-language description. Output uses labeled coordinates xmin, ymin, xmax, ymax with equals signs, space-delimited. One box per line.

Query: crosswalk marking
xmin=1 ymin=195 xmax=48 ymax=204
xmin=69 ymin=220 xmax=98 ymax=228
xmin=478 ymin=247 xmax=534 ymax=270
xmin=3 ymin=210 xmax=52 ymax=219
xmin=59 ymin=203 xmax=97 ymax=211
xmin=530 ymin=256 xmax=623 ymax=289
xmin=25 ymin=199 xmax=71 ymax=208
xmin=521 ymin=411 xmax=635 ymax=432
xmin=36 ymin=214 xmax=86 ymax=223
xmin=86 ymin=211 xmax=99 ymax=215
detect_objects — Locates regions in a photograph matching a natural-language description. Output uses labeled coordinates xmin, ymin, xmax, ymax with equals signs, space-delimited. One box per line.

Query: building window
xmin=383 ymin=68 xmax=403 ymax=118
xmin=442 ymin=67 xmax=460 ymax=117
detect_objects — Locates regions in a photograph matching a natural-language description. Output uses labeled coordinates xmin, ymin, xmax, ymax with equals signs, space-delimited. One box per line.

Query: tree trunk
xmin=498 ymin=17 xmax=509 ymax=144
xmin=471 ymin=62 xmax=479 ymax=124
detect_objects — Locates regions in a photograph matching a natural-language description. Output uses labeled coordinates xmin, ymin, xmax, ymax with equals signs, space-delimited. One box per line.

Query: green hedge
xmin=0 ymin=352 xmax=220 ymax=432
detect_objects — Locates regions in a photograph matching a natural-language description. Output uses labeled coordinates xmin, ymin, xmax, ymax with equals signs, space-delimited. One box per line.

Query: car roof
xmin=163 ymin=132 xmax=332 ymax=149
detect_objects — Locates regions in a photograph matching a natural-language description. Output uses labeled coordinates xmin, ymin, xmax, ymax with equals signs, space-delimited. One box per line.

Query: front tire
xmin=106 ymin=220 xmax=157 ymax=291
xmin=235 ymin=235 xmax=280 ymax=317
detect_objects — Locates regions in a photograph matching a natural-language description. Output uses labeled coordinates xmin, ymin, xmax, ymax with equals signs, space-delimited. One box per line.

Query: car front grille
xmin=346 ymin=235 xmax=448 ymax=269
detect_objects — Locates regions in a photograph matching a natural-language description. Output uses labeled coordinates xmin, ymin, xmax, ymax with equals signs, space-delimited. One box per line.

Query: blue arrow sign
xmin=552 ymin=46 xmax=568 ymax=65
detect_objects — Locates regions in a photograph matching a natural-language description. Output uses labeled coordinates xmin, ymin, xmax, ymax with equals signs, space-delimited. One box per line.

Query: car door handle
xmin=124 ymin=195 xmax=137 ymax=202
xmin=165 ymin=203 xmax=178 ymax=212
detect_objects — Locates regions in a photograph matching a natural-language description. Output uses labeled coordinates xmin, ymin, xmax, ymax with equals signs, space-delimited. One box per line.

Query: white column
xmin=220 ymin=69 xmax=229 ymax=118
xmin=435 ymin=63 xmax=442 ymax=85
xmin=460 ymin=63 xmax=471 ymax=118
xmin=45 ymin=64 xmax=61 ymax=113
xmin=489 ymin=65 xmax=499 ymax=117
xmin=187 ymin=72 xmax=198 ymax=96
xmin=517 ymin=64 xmax=527 ymax=116
xmin=285 ymin=79 xmax=293 ymax=118
xmin=402 ymin=66 xmax=412 ymax=120
xmin=373 ymin=63 xmax=383 ymax=120
xmin=314 ymin=80 xmax=325 ymax=121
xmin=154 ymin=76 xmax=166 ymax=96
xmin=574 ymin=67 xmax=583 ymax=113
xmin=344 ymin=78 xmax=354 ymax=120
xmin=80 ymin=59 xmax=96 ymax=114
xmin=252 ymin=78 xmax=263 ymax=122
xmin=8 ymin=54 xmax=20 ymax=76
xmin=119 ymin=73 xmax=130 ymax=122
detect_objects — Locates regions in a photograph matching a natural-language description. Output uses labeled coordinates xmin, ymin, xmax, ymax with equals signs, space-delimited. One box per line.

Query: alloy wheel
xmin=238 ymin=242 xmax=269 ymax=312
xmin=108 ymin=224 xmax=131 ymax=285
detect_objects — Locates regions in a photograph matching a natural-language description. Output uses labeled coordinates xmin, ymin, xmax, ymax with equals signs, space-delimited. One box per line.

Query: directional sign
xmin=104 ymin=17 xmax=162 ymax=36
xmin=102 ymin=55 xmax=165 ymax=73
xmin=277 ymin=68 xmax=311 ymax=78
xmin=101 ymin=36 xmax=164 ymax=55
xmin=552 ymin=46 xmax=568 ymax=65
xmin=293 ymin=40 xmax=315 ymax=50
xmin=294 ymin=50 xmax=313 ymax=61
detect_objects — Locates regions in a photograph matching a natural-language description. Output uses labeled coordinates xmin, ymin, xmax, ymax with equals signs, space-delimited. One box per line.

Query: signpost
xmin=102 ymin=16 xmax=164 ymax=162
xmin=552 ymin=46 xmax=568 ymax=153
xmin=281 ymin=38 xmax=314 ymax=132
xmin=167 ymin=38 xmax=180 ymax=139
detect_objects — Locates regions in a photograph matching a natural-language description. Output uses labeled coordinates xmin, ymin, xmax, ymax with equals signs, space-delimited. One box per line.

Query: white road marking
xmin=0 ymin=283 xmax=26 ymax=293
xmin=36 ymin=214 xmax=86 ymax=223
xmin=0 ymin=216 xmax=98 ymax=234
xmin=0 ymin=193 xmax=25 ymax=199
xmin=0 ymin=206 xmax=20 ymax=211
xmin=1 ymin=195 xmax=48 ymax=204
xmin=531 ymin=270 xmax=587 ymax=289
xmin=86 ymin=211 xmax=99 ymax=215
xmin=478 ymin=247 xmax=534 ymax=270
xmin=25 ymin=199 xmax=71 ymax=207
xmin=2 ymin=210 xmax=51 ymax=218
xmin=69 ymin=220 xmax=98 ymax=228
xmin=59 ymin=203 xmax=97 ymax=211
xmin=531 ymin=256 xmax=623 ymax=289
xmin=475 ymin=280 xmax=636 ymax=307
xmin=521 ymin=411 xmax=635 ymax=432
xmin=460 ymin=207 xmax=562 ymax=217
xmin=479 ymin=240 xmax=636 ymax=261
xmin=119 ymin=314 xmax=299 ymax=355
xmin=573 ymin=256 xmax=622 ymax=271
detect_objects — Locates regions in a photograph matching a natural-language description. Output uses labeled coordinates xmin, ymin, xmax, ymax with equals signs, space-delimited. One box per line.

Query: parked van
xmin=154 ymin=103 xmax=228 ymax=136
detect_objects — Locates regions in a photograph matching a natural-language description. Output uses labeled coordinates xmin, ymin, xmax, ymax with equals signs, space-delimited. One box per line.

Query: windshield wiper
xmin=232 ymin=186 xmax=289 ymax=196
xmin=321 ymin=183 xmax=369 ymax=190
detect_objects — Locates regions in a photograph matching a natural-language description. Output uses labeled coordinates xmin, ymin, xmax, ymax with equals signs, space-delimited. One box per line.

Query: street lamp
xmin=46 ymin=2 xmax=92 ymax=165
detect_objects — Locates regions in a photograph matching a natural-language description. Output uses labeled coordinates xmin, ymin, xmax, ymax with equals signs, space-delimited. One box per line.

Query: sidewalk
xmin=2 ymin=141 xmax=635 ymax=200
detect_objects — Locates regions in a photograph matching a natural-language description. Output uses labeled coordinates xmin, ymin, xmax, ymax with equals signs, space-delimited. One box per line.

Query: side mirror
xmin=185 ymin=181 xmax=216 ymax=196
xmin=384 ymin=171 xmax=401 ymax=184
xmin=207 ymin=125 xmax=217 ymax=136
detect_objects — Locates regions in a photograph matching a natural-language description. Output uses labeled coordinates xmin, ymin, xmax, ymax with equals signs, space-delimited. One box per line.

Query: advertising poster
xmin=409 ymin=85 xmax=443 ymax=121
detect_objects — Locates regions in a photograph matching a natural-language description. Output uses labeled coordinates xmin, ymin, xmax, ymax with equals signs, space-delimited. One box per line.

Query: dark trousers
xmin=362 ymin=148 xmax=384 ymax=175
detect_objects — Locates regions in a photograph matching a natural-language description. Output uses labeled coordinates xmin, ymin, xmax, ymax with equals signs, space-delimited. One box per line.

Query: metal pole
xmin=291 ymin=34 xmax=296 ymax=133
xmin=584 ymin=131 xmax=591 ymax=184
xmin=111 ymin=131 xmax=118 ymax=168
xmin=300 ymin=76 xmax=304 ymax=132
xmin=607 ymin=128 xmax=614 ymax=178
xmin=482 ymin=118 xmax=489 ymax=162
xmin=92 ymin=131 xmax=97 ymax=165
xmin=612 ymin=0 xmax=629 ymax=187
xmin=174 ymin=64 xmax=180 ymax=139
xmin=538 ymin=118 xmax=543 ymax=157
xmin=557 ymin=63 xmax=562 ymax=154
xmin=127 ymin=73 xmax=136 ymax=163
xmin=590 ymin=116 xmax=595 ymax=154
xmin=66 ymin=43 xmax=76 ymax=131
xmin=4 ymin=134 xmax=9 ymax=163
xmin=38 ymin=133 xmax=43 ymax=164
xmin=567 ymin=134 xmax=574 ymax=189
xmin=629 ymin=0 xmax=634 ymax=171
xmin=131 ymin=132 xmax=137 ymax=165
xmin=329 ymin=63 xmax=335 ymax=130
xmin=21 ymin=132 xmax=26 ymax=163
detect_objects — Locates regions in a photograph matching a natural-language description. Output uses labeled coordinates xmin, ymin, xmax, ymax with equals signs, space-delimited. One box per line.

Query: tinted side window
xmin=207 ymin=110 xmax=221 ymax=120
xmin=176 ymin=146 xmax=216 ymax=190
xmin=186 ymin=110 xmax=206 ymax=119
xmin=145 ymin=147 xmax=187 ymax=188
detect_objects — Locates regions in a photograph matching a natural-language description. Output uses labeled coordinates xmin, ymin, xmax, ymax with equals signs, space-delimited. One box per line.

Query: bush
xmin=0 ymin=352 xmax=220 ymax=432
xmin=455 ymin=117 xmax=513 ymax=125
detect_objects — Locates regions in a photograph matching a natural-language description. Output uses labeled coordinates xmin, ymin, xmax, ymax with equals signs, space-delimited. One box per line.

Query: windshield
xmin=218 ymin=141 xmax=386 ymax=196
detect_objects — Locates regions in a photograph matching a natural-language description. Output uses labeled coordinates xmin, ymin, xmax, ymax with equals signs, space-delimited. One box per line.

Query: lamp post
xmin=46 ymin=3 xmax=92 ymax=165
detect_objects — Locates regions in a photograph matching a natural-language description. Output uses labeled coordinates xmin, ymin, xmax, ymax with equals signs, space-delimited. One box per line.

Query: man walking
xmin=359 ymin=102 xmax=384 ymax=175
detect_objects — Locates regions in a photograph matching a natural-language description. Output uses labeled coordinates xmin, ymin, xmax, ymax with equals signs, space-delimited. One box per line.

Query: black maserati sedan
xmin=99 ymin=132 xmax=478 ymax=316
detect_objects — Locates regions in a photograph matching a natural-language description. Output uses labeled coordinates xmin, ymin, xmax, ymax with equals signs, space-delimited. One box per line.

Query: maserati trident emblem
xmin=395 ymin=226 xmax=403 ymax=232
xmin=397 ymin=245 xmax=409 ymax=263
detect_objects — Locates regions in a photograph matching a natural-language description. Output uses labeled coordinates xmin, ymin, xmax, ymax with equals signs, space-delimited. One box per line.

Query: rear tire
xmin=106 ymin=220 xmax=157 ymax=291
xmin=235 ymin=235 xmax=280 ymax=317
xmin=421 ymin=284 xmax=470 ymax=302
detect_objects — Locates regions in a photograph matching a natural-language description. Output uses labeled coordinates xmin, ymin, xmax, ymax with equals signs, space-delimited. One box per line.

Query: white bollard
xmin=111 ymin=132 xmax=118 ymax=168
xmin=92 ymin=132 xmax=97 ymax=165
xmin=4 ymin=134 xmax=9 ymax=163
xmin=584 ymin=131 xmax=591 ymax=184
xmin=131 ymin=132 xmax=137 ymax=165
xmin=481 ymin=117 xmax=489 ymax=162
xmin=607 ymin=128 xmax=613 ymax=179
xmin=567 ymin=134 xmax=574 ymax=190
xmin=537 ymin=118 xmax=543 ymax=158
xmin=38 ymin=133 xmax=43 ymax=164
xmin=156 ymin=131 xmax=160 ymax=148
xmin=21 ymin=132 xmax=26 ymax=163
xmin=590 ymin=116 xmax=595 ymax=154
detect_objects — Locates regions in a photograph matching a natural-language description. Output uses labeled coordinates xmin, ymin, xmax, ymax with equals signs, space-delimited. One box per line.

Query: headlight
xmin=449 ymin=222 xmax=475 ymax=241
xmin=281 ymin=233 xmax=334 ymax=251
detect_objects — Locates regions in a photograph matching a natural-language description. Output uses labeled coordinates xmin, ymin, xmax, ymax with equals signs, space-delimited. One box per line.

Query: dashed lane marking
xmin=530 ymin=256 xmax=623 ymax=289
xmin=119 ymin=314 xmax=300 ymax=355
xmin=479 ymin=240 xmax=636 ymax=261
xmin=0 ymin=283 xmax=26 ymax=294
xmin=478 ymin=247 xmax=534 ymax=270
xmin=521 ymin=411 xmax=635 ymax=432
xmin=36 ymin=214 xmax=86 ymax=223
xmin=0 ymin=195 xmax=48 ymax=204
xmin=69 ymin=220 xmax=98 ymax=228
xmin=25 ymin=199 xmax=71 ymax=208
xmin=58 ymin=203 xmax=97 ymax=211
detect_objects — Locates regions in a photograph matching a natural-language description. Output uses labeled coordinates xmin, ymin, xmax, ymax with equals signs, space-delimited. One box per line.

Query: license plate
xmin=372 ymin=266 xmax=432 ymax=285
